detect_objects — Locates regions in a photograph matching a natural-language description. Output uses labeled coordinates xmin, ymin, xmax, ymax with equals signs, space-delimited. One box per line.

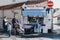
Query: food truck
xmin=21 ymin=4 xmax=53 ymax=34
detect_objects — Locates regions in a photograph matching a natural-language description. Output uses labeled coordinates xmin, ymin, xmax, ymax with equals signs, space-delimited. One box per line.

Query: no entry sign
xmin=47 ymin=0 xmax=54 ymax=7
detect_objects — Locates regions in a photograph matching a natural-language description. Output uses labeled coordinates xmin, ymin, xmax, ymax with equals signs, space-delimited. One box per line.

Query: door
xmin=34 ymin=17 xmax=44 ymax=33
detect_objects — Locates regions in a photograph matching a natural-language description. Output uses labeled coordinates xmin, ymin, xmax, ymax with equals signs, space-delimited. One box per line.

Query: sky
xmin=52 ymin=0 xmax=60 ymax=8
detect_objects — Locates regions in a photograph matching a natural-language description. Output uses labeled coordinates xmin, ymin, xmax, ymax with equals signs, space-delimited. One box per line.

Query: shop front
xmin=21 ymin=5 xmax=52 ymax=34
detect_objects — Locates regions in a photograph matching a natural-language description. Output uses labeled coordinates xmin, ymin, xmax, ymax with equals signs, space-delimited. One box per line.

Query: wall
xmin=0 ymin=8 xmax=22 ymax=29
xmin=4 ymin=9 xmax=21 ymax=22
xmin=44 ymin=9 xmax=53 ymax=29
xmin=0 ymin=0 xmax=27 ymax=6
xmin=0 ymin=10 xmax=3 ymax=29
xmin=0 ymin=0 xmax=48 ymax=6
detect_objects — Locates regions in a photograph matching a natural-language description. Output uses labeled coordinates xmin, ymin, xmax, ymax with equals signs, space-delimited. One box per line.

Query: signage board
xmin=22 ymin=9 xmax=46 ymax=16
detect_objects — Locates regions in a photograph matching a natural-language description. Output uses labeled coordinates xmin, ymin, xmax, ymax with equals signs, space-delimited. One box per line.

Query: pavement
xmin=0 ymin=33 xmax=60 ymax=40
xmin=0 ymin=25 xmax=60 ymax=40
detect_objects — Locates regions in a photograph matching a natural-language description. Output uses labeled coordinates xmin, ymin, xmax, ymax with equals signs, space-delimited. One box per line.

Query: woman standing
xmin=3 ymin=16 xmax=8 ymax=32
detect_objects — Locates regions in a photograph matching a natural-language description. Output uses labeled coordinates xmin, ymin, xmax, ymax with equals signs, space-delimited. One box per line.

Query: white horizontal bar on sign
xmin=25 ymin=7 xmax=44 ymax=9
xmin=23 ymin=5 xmax=45 ymax=9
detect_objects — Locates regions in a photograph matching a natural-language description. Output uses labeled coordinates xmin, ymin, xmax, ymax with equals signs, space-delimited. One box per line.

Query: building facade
xmin=0 ymin=0 xmax=48 ymax=33
xmin=53 ymin=9 xmax=60 ymax=30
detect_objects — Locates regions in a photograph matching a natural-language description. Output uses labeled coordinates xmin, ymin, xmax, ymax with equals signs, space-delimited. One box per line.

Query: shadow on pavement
xmin=0 ymin=28 xmax=60 ymax=39
xmin=17 ymin=33 xmax=60 ymax=39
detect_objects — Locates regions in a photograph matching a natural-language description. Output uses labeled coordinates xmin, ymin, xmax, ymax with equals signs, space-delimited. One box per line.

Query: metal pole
xmin=51 ymin=8 xmax=53 ymax=32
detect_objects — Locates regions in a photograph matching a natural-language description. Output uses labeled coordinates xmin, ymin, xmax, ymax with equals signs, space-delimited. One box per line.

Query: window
xmin=57 ymin=17 xmax=60 ymax=23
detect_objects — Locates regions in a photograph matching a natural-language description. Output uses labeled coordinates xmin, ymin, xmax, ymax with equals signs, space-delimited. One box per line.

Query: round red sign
xmin=47 ymin=1 xmax=54 ymax=7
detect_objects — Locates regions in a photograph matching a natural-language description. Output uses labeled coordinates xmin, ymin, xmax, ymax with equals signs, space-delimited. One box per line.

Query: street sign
xmin=22 ymin=9 xmax=46 ymax=16
xmin=22 ymin=5 xmax=46 ymax=16
xmin=47 ymin=0 xmax=54 ymax=7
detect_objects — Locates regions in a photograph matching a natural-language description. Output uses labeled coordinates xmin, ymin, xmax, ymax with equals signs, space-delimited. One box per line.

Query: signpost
xmin=47 ymin=0 xmax=54 ymax=33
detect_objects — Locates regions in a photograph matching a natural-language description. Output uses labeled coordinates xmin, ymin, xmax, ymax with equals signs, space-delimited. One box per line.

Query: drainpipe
xmin=2 ymin=9 xmax=4 ymax=27
xmin=2 ymin=9 xmax=4 ymax=19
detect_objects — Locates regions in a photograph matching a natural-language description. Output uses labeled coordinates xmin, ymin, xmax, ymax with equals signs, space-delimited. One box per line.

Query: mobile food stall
xmin=21 ymin=5 xmax=53 ymax=35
